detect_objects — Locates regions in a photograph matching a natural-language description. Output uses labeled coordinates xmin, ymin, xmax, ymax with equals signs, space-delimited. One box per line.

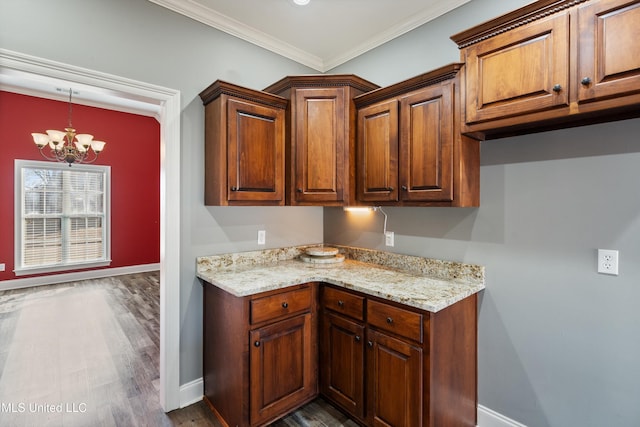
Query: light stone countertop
xmin=196 ymin=245 xmax=485 ymax=313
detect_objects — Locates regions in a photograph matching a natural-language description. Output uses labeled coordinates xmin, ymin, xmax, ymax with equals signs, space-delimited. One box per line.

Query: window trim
xmin=14 ymin=159 xmax=112 ymax=276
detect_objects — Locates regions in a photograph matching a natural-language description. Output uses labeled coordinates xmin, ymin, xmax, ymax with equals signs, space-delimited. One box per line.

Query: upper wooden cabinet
xmin=354 ymin=64 xmax=480 ymax=207
xmin=452 ymin=0 xmax=640 ymax=139
xmin=577 ymin=0 xmax=640 ymax=102
xmin=199 ymin=81 xmax=288 ymax=206
xmin=264 ymin=75 xmax=379 ymax=206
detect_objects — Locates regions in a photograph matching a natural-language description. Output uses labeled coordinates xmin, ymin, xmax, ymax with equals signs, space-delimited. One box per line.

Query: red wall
xmin=0 ymin=91 xmax=160 ymax=281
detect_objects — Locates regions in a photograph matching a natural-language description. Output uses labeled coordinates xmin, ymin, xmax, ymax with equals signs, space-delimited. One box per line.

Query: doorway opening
xmin=0 ymin=48 xmax=181 ymax=411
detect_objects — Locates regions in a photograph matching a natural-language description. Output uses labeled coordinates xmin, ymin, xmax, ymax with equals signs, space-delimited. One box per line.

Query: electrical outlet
xmin=385 ymin=231 xmax=394 ymax=247
xmin=257 ymin=230 xmax=266 ymax=245
xmin=597 ymin=249 xmax=619 ymax=275
xmin=0 ymin=263 xmax=5 ymax=272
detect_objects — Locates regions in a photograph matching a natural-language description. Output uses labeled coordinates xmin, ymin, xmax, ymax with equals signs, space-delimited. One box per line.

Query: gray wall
xmin=327 ymin=0 xmax=640 ymax=426
xmin=0 ymin=0 xmax=322 ymax=387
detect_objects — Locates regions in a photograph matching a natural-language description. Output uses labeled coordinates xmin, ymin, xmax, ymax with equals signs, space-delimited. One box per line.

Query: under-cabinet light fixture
xmin=293 ymin=0 xmax=310 ymax=5
xmin=343 ymin=206 xmax=388 ymax=234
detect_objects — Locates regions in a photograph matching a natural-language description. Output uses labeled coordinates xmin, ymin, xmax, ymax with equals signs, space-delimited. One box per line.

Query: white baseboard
xmin=177 ymin=376 xmax=527 ymax=427
xmin=0 ymin=263 xmax=160 ymax=291
xmin=180 ymin=377 xmax=204 ymax=408
xmin=478 ymin=404 xmax=527 ymax=427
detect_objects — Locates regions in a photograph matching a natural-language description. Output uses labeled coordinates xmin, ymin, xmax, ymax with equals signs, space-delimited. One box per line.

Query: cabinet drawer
xmin=251 ymin=287 xmax=312 ymax=325
xmin=322 ymin=287 xmax=364 ymax=321
xmin=367 ymin=299 xmax=423 ymax=343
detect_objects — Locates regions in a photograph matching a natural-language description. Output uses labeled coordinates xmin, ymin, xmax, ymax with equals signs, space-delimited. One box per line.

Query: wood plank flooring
xmin=0 ymin=273 xmax=356 ymax=427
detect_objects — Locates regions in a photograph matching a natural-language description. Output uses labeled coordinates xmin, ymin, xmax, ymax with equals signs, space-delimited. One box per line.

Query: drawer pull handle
xmin=581 ymin=77 xmax=592 ymax=86
xmin=367 ymin=341 xmax=373 ymax=348
xmin=552 ymin=84 xmax=562 ymax=93
xmin=386 ymin=317 xmax=393 ymax=324
xmin=401 ymin=185 xmax=408 ymax=191
xmin=282 ymin=302 xmax=289 ymax=309
xmin=338 ymin=300 xmax=344 ymax=307
xmin=355 ymin=335 xmax=361 ymax=342
xmin=254 ymin=341 xmax=261 ymax=347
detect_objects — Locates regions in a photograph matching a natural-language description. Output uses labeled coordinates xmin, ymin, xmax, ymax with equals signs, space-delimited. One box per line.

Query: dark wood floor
xmin=0 ymin=273 xmax=356 ymax=427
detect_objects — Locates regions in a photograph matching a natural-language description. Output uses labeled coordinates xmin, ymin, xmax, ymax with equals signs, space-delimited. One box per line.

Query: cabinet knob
xmin=581 ymin=77 xmax=592 ymax=86
xmin=387 ymin=187 xmax=394 ymax=191
xmin=282 ymin=302 xmax=288 ymax=309
xmin=552 ymin=84 xmax=562 ymax=93
xmin=401 ymin=185 xmax=408 ymax=191
xmin=367 ymin=341 xmax=373 ymax=348
xmin=254 ymin=341 xmax=261 ymax=347
xmin=297 ymin=188 xmax=303 ymax=193
xmin=338 ymin=300 xmax=344 ymax=307
xmin=230 ymin=186 xmax=238 ymax=191
xmin=386 ymin=317 xmax=393 ymax=324
xmin=355 ymin=335 xmax=361 ymax=342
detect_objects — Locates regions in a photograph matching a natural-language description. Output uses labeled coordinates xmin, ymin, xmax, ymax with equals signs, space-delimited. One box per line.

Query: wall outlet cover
xmin=597 ymin=249 xmax=619 ymax=275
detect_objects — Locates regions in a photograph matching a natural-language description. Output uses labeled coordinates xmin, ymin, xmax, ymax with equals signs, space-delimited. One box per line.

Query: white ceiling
xmin=148 ymin=0 xmax=474 ymax=72
xmin=1 ymin=0 xmax=474 ymax=109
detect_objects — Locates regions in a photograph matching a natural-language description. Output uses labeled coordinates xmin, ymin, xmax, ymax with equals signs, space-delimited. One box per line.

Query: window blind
xmin=15 ymin=160 xmax=111 ymax=274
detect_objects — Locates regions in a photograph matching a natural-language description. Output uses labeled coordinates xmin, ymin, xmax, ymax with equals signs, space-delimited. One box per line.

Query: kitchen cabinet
xmin=354 ymin=64 xmax=480 ymax=207
xmin=199 ymin=80 xmax=287 ymax=206
xmin=366 ymin=300 xmax=424 ymax=427
xmin=577 ymin=0 xmax=640 ymax=103
xmin=320 ymin=284 xmax=478 ymax=427
xmin=264 ymin=75 xmax=379 ymax=206
xmin=451 ymin=0 xmax=640 ymax=139
xmin=202 ymin=283 xmax=317 ymax=427
xmin=320 ymin=287 xmax=366 ymax=421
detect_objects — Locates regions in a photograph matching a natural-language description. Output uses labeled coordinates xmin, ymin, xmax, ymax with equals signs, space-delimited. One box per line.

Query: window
xmin=14 ymin=160 xmax=111 ymax=275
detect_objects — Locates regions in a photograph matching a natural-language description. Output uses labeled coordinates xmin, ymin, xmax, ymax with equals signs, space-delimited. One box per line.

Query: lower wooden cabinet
xmin=250 ymin=313 xmax=315 ymax=426
xmin=320 ymin=284 xmax=478 ymax=427
xmin=321 ymin=311 xmax=365 ymax=420
xmin=367 ymin=329 xmax=423 ymax=427
xmin=203 ymin=283 xmax=317 ymax=427
xmin=203 ymin=280 xmax=477 ymax=427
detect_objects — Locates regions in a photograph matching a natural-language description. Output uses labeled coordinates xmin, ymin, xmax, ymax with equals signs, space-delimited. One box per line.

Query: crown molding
xmin=147 ymin=0 xmax=325 ymax=71
xmin=148 ymin=0 xmax=472 ymax=72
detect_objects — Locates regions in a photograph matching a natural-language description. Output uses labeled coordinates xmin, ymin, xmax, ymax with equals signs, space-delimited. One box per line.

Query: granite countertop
xmin=196 ymin=245 xmax=485 ymax=313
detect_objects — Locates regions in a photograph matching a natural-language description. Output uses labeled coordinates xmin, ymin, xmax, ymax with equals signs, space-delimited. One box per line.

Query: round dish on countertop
xmin=300 ymin=253 xmax=345 ymax=264
xmin=305 ymin=246 xmax=339 ymax=257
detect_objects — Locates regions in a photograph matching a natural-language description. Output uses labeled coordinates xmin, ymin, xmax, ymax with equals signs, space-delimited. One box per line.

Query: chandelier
xmin=31 ymin=88 xmax=106 ymax=166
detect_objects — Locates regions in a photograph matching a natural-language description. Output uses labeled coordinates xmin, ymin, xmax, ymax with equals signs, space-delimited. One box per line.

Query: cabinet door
xmin=250 ymin=313 xmax=315 ymax=426
xmin=399 ymin=83 xmax=453 ymax=202
xmin=367 ymin=329 xmax=423 ymax=427
xmin=227 ymin=98 xmax=285 ymax=203
xmin=293 ymin=88 xmax=346 ymax=204
xmin=357 ymin=99 xmax=399 ymax=202
xmin=577 ymin=0 xmax=640 ymax=102
xmin=321 ymin=312 xmax=365 ymax=420
xmin=464 ymin=12 xmax=570 ymax=124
